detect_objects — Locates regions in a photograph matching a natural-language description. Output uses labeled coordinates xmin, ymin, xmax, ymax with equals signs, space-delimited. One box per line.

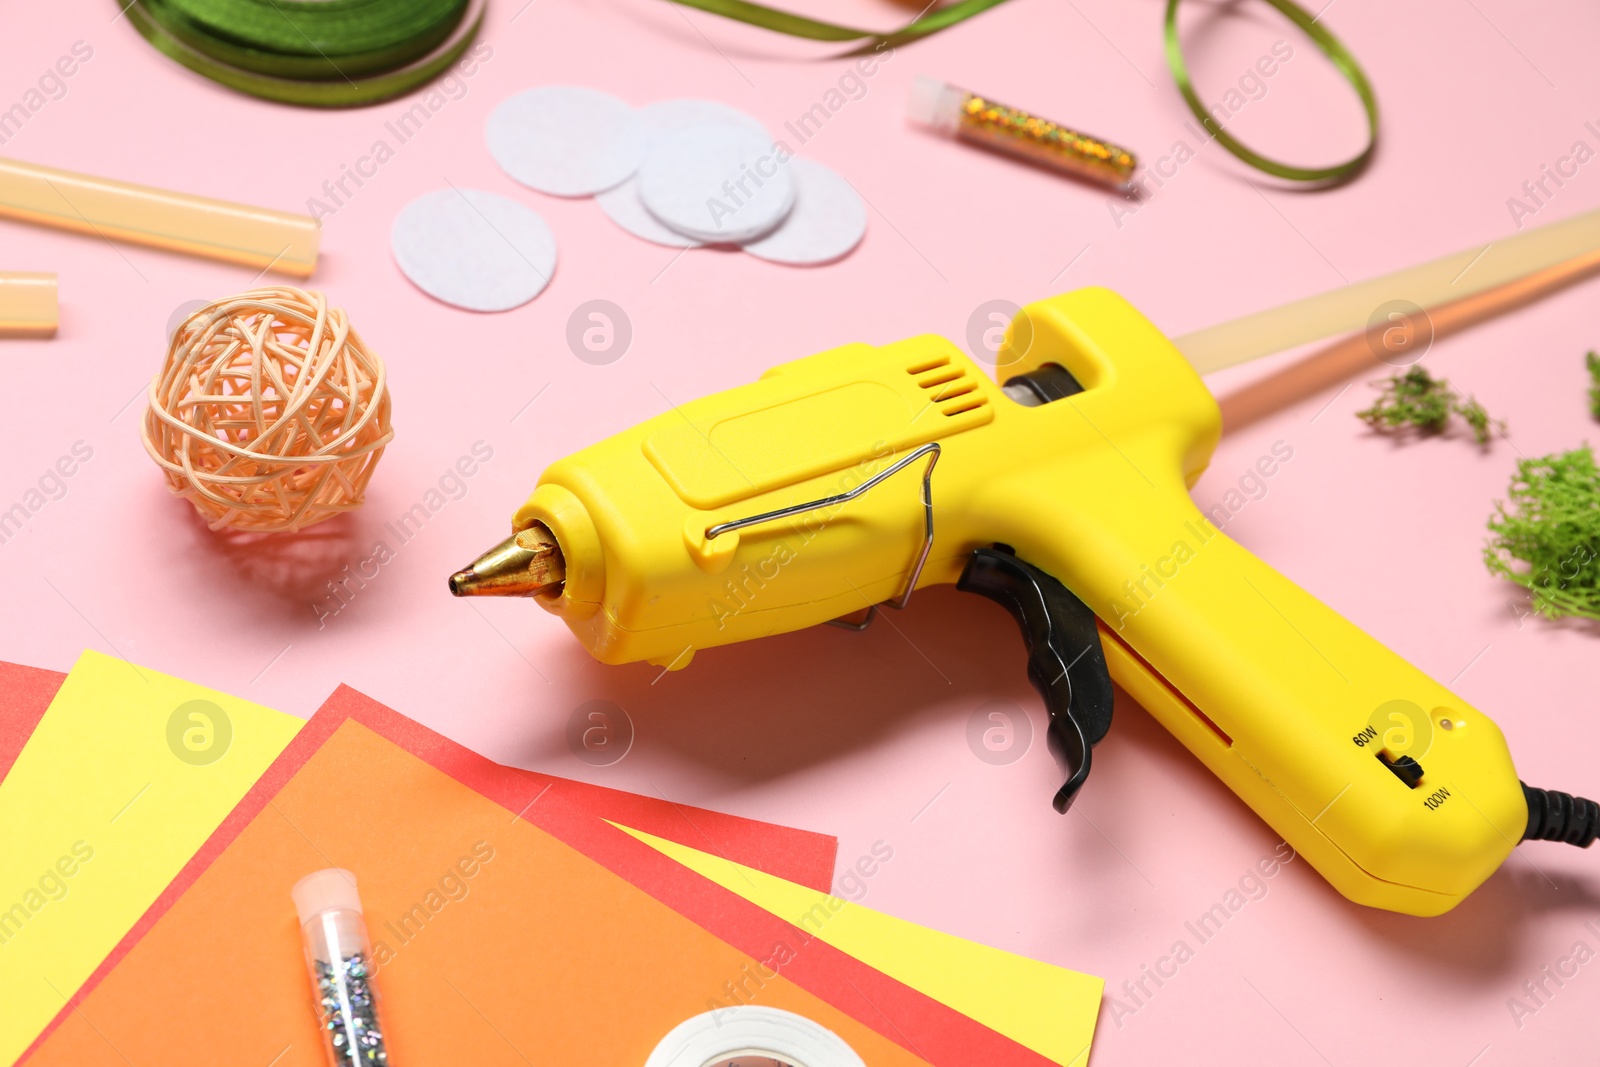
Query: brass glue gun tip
xmin=447 ymin=524 xmax=567 ymax=599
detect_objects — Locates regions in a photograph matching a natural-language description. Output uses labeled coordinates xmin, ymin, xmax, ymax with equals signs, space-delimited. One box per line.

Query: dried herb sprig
xmin=1586 ymin=350 xmax=1600 ymax=421
xmin=1357 ymin=366 xmax=1504 ymax=445
xmin=1484 ymin=445 xmax=1600 ymax=621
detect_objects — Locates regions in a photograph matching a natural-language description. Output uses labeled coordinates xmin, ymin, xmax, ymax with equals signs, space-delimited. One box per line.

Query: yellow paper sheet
xmin=0 ymin=650 xmax=303 ymax=1064
xmin=617 ymin=824 xmax=1104 ymax=1067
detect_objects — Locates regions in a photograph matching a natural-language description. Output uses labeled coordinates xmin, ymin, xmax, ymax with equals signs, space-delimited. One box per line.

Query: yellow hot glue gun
xmin=452 ymin=288 xmax=1598 ymax=917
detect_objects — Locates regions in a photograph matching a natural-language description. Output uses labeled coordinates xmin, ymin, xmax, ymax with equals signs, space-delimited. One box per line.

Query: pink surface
xmin=2 ymin=1 xmax=1597 ymax=1063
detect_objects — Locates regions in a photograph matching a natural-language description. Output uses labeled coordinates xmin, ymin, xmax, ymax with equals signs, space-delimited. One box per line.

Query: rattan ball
xmin=142 ymin=287 xmax=394 ymax=533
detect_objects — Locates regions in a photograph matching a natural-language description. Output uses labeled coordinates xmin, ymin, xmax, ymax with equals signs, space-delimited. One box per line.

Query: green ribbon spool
xmin=662 ymin=0 xmax=1379 ymax=184
xmin=124 ymin=0 xmax=484 ymax=107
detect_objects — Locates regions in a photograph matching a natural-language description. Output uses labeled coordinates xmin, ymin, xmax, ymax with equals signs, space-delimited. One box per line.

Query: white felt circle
xmin=743 ymin=158 xmax=866 ymax=265
xmin=390 ymin=188 xmax=557 ymax=312
xmin=595 ymin=102 xmax=770 ymax=248
xmin=633 ymin=98 xmax=769 ymax=148
xmin=644 ymin=1007 xmax=864 ymax=1067
xmin=637 ymin=123 xmax=795 ymax=244
xmin=595 ymin=179 xmax=699 ymax=248
xmin=485 ymin=86 xmax=643 ymax=197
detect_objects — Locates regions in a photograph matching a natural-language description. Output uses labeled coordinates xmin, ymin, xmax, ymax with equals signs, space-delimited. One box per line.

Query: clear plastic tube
xmin=292 ymin=869 xmax=390 ymax=1066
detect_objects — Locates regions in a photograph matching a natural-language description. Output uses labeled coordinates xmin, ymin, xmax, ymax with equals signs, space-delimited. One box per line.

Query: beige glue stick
xmin=1174 ymin=205 xmax=1600 ymax=373
xmin=0 ymin=157 xmax=319 ymax=277
xmin=0 ymin=272 xmax=58 ymax=337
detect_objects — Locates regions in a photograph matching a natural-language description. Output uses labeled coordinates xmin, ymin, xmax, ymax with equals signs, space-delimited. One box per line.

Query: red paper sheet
xmin=22 ymin=684 xmax=1052 ymax=1067
xmin=0 ymin=661 xmax=835 ymax=889
xmin=0 ymin=661 xmax=60 ymax=781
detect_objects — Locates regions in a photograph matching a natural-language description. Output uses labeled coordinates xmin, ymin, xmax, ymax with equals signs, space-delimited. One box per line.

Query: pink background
xmin=3 ymin=0 xmax=1599 ymax=1062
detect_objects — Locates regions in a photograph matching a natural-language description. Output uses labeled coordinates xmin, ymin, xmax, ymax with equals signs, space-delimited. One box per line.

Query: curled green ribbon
xmin=1163 ymin=0 xmax=1378 ymax=183
xmin=663 ymin=0 xmax=1010 ymax=48
xmin=663 ymin=0 xmax=1380 ymax=184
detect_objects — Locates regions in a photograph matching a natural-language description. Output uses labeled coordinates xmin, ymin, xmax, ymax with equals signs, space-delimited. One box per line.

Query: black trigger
xmin=957 ymin=546 xmax=1115 ymax=813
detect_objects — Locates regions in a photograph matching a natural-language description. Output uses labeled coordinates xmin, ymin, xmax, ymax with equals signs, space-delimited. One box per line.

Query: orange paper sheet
xmin=23 ymin=685 xmax=1055 ymax=1067
xmin=27 ymin=721 xmax=927 ymax=1065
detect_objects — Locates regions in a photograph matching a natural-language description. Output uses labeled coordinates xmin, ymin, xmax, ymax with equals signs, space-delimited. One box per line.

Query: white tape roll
xmin=644 ymin=1006 xmax=865 ymax=1067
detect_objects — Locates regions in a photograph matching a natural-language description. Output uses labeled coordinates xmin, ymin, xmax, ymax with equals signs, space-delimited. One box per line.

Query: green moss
xmin=1587 ymin=350 xmax=1600 ymax=421
xmin=1484 ymin=446 xmax=1600 ymax=621
xmin=1357 ymin=366 xmax=1503 ymax=445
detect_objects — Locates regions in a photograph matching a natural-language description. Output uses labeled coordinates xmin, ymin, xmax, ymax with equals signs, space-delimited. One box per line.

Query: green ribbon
xmin=123 ymin=0 xmax=484 ymax=107
xmin=146 ymin=0 xmax=468 ymax=79
xmin=1163 ymin=0 xmax=1377 ymax=183
xmin=663 ymin=0 xmax=1010 ymax=49
xmin=662 ymin=0 xmax=1379 ymax=184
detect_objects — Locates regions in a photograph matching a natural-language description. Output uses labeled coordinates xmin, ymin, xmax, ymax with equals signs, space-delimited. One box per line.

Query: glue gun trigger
xmin=957 ymin=546 xmax=1115 ymax=814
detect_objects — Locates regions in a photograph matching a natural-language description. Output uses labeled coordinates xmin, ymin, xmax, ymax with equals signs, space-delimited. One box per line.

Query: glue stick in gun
xmin=292 ymin=869 xmax=390 ymax=1066
xmin=451 ymin=285 xmax=1600 ymax=918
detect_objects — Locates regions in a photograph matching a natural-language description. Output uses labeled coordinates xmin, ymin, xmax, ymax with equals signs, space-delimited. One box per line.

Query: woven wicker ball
xmin=142 ymin=287 xmax=393 ymax=533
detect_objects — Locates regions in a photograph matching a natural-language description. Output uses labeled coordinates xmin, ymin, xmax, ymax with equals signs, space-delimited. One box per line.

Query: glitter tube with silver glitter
xmin=907 ymin=76 xmax=1137 ymax=192
xmin=292 ymin=869 xmax=391 ymax=1067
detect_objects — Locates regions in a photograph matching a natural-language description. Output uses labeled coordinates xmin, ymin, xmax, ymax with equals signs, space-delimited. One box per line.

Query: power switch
xmin=1378 ymin=751 xmax=1424 ymax=788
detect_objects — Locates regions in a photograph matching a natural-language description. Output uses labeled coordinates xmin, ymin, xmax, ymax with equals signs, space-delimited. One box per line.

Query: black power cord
xmin=1522 ymin=783 xmax=1600 ymax=848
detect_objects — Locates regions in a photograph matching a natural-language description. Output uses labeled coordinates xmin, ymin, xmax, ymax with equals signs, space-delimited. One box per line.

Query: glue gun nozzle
xmin=448 ymin=524 xmax=566 ymax=598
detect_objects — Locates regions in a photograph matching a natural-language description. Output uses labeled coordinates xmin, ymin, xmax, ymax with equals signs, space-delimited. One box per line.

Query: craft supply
xmin=1163 ymin=0 xmax=1377 ymax=184
xmin=637 ymin=123 xmax=796 ymax=243
xmin=453 ymin=285 xmax=1600 ymax=917
xmin=24 ymin=683 xmax=1080 ymax=1067
xmin=628 ymin=98 xmax=770 ymax=157
xmin=390 ymin=188 xmax=557 ymax=311
xmin=123 ymin=0 xmax=486 ymax=108
xmin=595 ymin=98 xmax=769 ymax=248
xmin=0 ymin=156 xmax=318 ymax=276
xmin=655 ymin=0 xmax=1376 ymax=183
xmin=12 ymin=677 xmax=845 ymax=1063
xmin=628 ymin=827 xmax=1104 ymax=1066
xmin=1356 ymin=366 xmax=1501 ymax=445
xmin=1485 ymin=445 xmax=1600 ymax=622
xmin=1 ymin=664 xmax=838 ymax=894
xmin=595 ymin=181 xmax=700 ymax=248
xmin=1176 ymin=206 xmax=1600 ymax=374
xmin=292 ymin=870 xmax=389 ymax=1067
xmin=486 ymin=86 xmax=645 ymax=197
xmin=0 ymin=650 xmax=301 ymax=1067
xmin=482 ymin=88 xmax=867 ymax=264
xmin=645 ymin=1007 xmax=864 ymax=1067
xmin=0 ymin=661 xmax=59 ymax=784
xmin=742 ymin=158 xmax=867 ymax=264
xmin=0 ymin=271 xmax=57 ymax=338
xmin=907 ymin=76 xmax=1136 ymax=191
xmin=142 ymin=288 xmax=393 ymax=533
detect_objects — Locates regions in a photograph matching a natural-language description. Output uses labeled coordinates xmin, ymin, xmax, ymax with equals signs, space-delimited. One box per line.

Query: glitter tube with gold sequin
xmin=907 ymin=76 xmax=1137 ymax=191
